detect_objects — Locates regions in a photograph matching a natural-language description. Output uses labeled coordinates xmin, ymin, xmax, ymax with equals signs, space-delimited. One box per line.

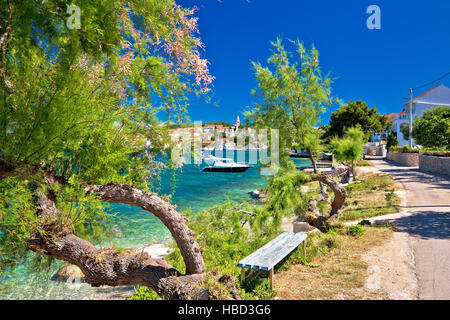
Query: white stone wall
xmin=387 ymin=152 xmax=419 ymax=167
xmin=419 ymin=155 xmax=450 ymax=176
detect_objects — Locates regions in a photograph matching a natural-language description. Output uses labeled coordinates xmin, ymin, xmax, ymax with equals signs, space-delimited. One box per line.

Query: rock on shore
xmin=52 ymin=265 xmax=85 ymax=283
xmin=136 ymin=244 xmax=170 ymax=259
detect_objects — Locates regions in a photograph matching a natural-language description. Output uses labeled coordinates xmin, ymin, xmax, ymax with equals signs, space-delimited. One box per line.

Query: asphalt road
xmin=371 ymin=159 xmax=450 ymax=300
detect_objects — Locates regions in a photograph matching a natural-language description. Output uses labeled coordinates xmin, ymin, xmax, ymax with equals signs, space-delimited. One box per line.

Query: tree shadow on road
xmin=388 ymin=210 xmax=450 ymax=240
xmin=377 ymin=167 xmax=450 ymax=190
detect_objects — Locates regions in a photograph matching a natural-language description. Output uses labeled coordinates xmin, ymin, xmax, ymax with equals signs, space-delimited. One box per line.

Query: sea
xmin=0 ymin=151 xmax=311 ymax=300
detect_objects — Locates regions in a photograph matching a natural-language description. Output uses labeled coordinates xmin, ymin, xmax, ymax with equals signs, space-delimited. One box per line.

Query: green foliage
xmin=402 ymin=145 xmax=412 ymax=153
xmin=348 ymin=225 xmax=365 ymax=237
xmin=324 ymin=100 xmax=384 ymax=141
xmin=400 ymin=125 xmax=411 ymax=142
xmin=357 ymin=160 xmax=372 ymax=167
xmin=166 ymin=169 xmax=314 ymax=299
xmin=240 ymin=278 xmax=275 ymax=300
xmin=386 ymin=131 xmax=399 ymax=150
xmin=346 ymin=174 xmax=393 ymax=194
xmin=385 ymin=190 xmax=396 ymax=203
xmin=412 ymin=107 xmax=450 ymax=149
xmin=167 ymin=202 xmax=280 ymax=279
xmin=341 ymin=174 xmax=399 ymax=221
xmin=319 ymin=232 xmax=342 ymax=249
xmin=358 ymin=220 xmax=371 ymax=226
xmin=330 ymin=127 xmax=365 ymax=168
xmin=245 ymin=38 xmax=334 ymax=168
xmin=125 ymin=286 xmax=163 ymax=300
xmin=165 ymin=201 xmax=283 ymax=299
xmin=264 ymin=169 xmax=312 ymax=220
xmin=389 ymin=145 xmax=420 ymax=153
xmin=0 ymin=0 xmax=211 ymax=273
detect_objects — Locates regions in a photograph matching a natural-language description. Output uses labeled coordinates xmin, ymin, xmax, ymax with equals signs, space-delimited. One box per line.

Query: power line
xmin=413 ymin=71 xmax=450 ymax=90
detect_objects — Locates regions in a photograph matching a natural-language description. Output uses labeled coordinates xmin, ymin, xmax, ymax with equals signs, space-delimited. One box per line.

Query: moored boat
xmin=202 ymin=155 xmax=252 ymax=173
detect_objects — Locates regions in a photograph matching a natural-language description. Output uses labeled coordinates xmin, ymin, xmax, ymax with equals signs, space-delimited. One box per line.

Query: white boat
xmin=202 ymin=155 xmax=252 ymax=173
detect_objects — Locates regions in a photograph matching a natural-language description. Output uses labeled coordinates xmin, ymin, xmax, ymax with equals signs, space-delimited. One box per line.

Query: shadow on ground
xmin=377 ymin=161 xmax=450 ymax=190
xmin=392 ymin=211 xmax=450 ymax=240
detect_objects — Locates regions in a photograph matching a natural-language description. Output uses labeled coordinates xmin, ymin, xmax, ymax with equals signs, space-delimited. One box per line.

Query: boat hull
xmin=202 ymin=166 xmax=251 ymax=173
xmin=289 ymin=154 xmax=310 ymax=159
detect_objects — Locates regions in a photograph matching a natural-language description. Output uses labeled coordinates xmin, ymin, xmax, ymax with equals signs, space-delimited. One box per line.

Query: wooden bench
xmin=237 ymin=232 xmax=308 ymax=289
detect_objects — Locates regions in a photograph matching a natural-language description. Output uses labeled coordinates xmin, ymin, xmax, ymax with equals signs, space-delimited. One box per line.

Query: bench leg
xmin=241 ymin=268 xmax=245 ymax=283
xmin=269 ymin=269 xmax=274 ymax=290
xmin=303 ymin=240 xmax=306 ymax=256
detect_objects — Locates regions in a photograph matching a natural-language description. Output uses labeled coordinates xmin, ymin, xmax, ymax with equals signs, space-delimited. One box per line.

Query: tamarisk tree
xmin=330 ymin=127 xmax=365 ymax=179
xmin=0 ymin=0 xmax=240 ymax=300
xmin=245 ymin=38 xmax=334 ymax=195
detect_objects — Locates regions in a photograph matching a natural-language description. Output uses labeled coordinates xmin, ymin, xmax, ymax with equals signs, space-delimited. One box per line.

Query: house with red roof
xmin=391 ymin=84 xmax=450 ymax=146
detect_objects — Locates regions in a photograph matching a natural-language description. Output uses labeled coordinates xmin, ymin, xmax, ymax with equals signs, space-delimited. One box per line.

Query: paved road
xmin=371 ymin=159 xmax=450 ymax=300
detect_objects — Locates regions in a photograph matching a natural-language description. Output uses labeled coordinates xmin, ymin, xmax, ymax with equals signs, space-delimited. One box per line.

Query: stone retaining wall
xmin=419 ymin=155 xmax=450 ymax=176
xmin=387 ymin=152 xmax=419 ymax=167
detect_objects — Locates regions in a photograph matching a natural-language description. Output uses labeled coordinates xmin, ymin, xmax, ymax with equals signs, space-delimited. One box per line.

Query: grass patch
xmin=340 ymin=174 xmax=400 ymax=221
xmin=274 ymin=226 xmax=393 ymax=300
xmin=125 ymin=286 xmax=163 ymax=300
xmin=357 ymin=160 xmax=372 ymax=167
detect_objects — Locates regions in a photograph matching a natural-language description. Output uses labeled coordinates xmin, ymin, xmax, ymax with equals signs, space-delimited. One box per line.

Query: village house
xmin=391 ymin=84 xmax=450 ymax=147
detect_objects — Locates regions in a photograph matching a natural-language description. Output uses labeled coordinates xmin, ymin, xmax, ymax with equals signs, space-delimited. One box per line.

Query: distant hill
xmin=203 ymin=122 xmax=233 ymax=127
xmin=166 ymin=121 xmax=234 ymax=129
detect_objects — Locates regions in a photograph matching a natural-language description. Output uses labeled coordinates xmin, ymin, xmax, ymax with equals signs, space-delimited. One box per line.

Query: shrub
xmin=412 ymin=106 xmax=450 ymax=150
xmin=386 ymin=131 xmax=399 ymax=150
xmin=319 ymin=233 xmax=342 ymax=249
xmin=348 ymin=225 xmax=365 ymax=237
xmin=402 ymin=145 xmax=412 ymax=153
xmin=358 ymin=220 xmax=371 ymax=226
xmin=125 ymin=286 xmax=163 ymax=300
xmin=385 ymin=190 xmax=396 ymax=203
xmin=389 ymin=145 xmax=420 ymax=153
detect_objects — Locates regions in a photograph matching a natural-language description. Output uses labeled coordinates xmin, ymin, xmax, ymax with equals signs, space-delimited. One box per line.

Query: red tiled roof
xmin=386 ymin=111 xmax=405 ymax=122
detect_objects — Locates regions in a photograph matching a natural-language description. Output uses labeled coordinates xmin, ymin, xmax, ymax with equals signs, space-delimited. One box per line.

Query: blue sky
xmin=177 ymin=0 xmax=450 ymax=125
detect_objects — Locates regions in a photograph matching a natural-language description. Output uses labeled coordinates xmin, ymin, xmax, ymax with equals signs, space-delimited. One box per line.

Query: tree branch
xmin=25 ymin=185 xmax=213 ymax=300
xmin=85 ymin=183 xmax=205 ymax=275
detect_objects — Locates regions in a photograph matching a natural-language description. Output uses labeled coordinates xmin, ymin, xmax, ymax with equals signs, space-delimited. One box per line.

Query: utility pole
xmin=409 ymin=88 xmax=413 ymax=148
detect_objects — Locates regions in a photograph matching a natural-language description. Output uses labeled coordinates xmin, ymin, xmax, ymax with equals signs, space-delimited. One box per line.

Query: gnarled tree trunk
xmin=307 ymin=148 xmax=329 ymax=200
xmin=305 ymin=173 xmax=347 ymax=231
xmin=86 ymin=184 xmax=205 ymax=275
xmin=0 ymin=167 xmax=239 ymax=300
xmin=28 ymin=230 xmax=208 ymax=300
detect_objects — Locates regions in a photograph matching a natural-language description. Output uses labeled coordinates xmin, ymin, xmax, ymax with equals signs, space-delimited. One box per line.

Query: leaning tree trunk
xmin=351 ymin=160 xmax=357 ymax=179
xmin=307 ymin=148 xmax=328 ymax=200
xmin=305 ymin=174 xmax=347 ymax=231
xmin=28 ymin=230 xmax=209 ymax=300
xmin=86 ymin=184 xmax=205 ymax=275
xmin=10 ymin=172 xmax=240 ymax=300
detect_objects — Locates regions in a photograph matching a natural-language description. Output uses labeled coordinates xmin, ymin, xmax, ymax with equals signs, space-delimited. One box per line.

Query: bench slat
xmin=259 ymin=233 xmax=307 ymax=271
xmin=238 ymin=232 xmax=291 ymax=268
xmin=250 ymin=233 xmax=303 ymax=270
xmin=237 ymin=232 xmax=307 ymax=271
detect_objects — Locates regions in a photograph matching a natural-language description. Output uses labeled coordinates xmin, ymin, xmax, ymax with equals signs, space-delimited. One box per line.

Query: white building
xmin=391 ymin=84 xmax=450 ymax=147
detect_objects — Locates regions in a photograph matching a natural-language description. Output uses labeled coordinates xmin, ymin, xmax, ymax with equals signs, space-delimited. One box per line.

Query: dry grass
xmin=274 ymin=226 xmax=394 ymax=300
xmin=340 ymin=174 xmax=401 ymax=221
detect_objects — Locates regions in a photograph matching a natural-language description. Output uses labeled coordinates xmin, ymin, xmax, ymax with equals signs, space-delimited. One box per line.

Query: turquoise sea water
xmin=0 ymin=152 xmax=311 ymax=299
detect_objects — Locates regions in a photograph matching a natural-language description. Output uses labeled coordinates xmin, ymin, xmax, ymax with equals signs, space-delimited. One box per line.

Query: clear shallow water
xmin=0 ymin=152 xmax=310 ymax=299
